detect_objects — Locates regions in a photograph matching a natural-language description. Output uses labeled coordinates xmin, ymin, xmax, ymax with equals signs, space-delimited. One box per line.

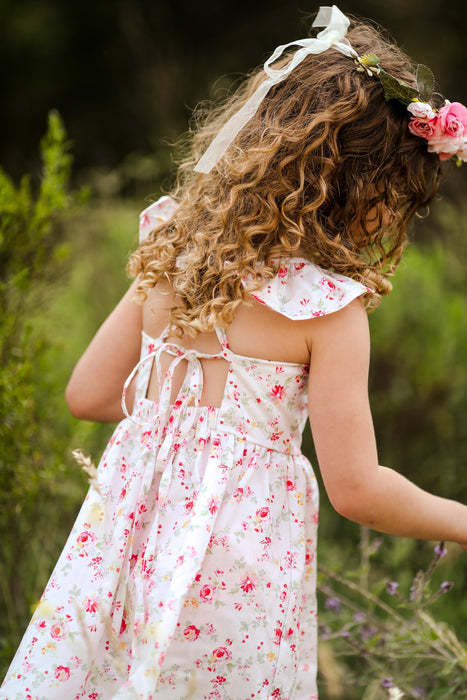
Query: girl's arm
xmin=65 ymin=279 xmax=143 ymax=423
xmin=308 ymin=299 xmax=467 ymax=547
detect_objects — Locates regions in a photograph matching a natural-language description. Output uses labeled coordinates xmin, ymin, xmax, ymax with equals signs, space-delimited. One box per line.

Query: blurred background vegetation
xmin=1 ymin=1 xmax=467 ymax=697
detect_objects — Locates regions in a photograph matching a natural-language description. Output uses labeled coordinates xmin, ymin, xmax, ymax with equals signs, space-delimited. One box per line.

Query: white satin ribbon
xmin=194 ymin=5 xmax=357 ymax=174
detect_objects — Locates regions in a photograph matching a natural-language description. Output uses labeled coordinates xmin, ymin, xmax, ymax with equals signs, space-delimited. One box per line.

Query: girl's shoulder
xmin=138 ymin=196 xmax=370 ymax=320
xmin=243 ymin=259 xmax=371 ymax=320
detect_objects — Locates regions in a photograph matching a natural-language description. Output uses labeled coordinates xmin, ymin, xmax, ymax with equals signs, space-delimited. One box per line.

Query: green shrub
xmin=0 ymin=116 xmax=139 ymax=676
xmin=0 ymin=112 xmax=88 ymax=669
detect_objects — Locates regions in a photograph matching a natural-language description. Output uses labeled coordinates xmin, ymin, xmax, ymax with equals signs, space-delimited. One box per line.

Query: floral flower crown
xmin=356 ymin=54 xmax=467 ymax=166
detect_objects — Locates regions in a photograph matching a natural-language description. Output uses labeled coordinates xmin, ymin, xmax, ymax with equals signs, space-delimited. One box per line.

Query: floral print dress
xmin=1 ymin=198 xmax=368 ymax=700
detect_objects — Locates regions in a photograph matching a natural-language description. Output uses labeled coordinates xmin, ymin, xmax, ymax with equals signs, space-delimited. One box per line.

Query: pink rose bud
xmin=408 ymin=117 xmax=438 ymax=140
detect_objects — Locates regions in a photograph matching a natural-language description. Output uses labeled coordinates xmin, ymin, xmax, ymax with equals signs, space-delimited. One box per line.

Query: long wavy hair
xmin=129 ymin=20 xmax=441 ymax=336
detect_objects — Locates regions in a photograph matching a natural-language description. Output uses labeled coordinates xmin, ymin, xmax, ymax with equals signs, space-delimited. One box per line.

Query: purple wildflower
xmin=440 ymin=581 xmax=453 ymax=593
xmin=434 ymin=541 xmax=447 ymax=558
xmin=325 ymin=597 xmax=342 ymax=613
xmin=353 ymin=612 xmax=366 ymax=622
xmin=381 ymin=678 xmax=394 ymax=688
xmin=386 ymin=581 xmax=399 ymax=595
xmin=318 ymin=624 xmax=331 ymax=640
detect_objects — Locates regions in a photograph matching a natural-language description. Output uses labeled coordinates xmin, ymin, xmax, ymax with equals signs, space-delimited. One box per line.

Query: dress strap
xmin=121 ymin=349 xmax=159 ymax=425
xmin=159 ymin=324 xmax=171 ymax=341
xmin=214 ymin=326 xmax=229 ymax=354
xmin=129 ymin=328 xmax=172 ymax=406
xmin=122 ymin=339 xmax=226 ymax=430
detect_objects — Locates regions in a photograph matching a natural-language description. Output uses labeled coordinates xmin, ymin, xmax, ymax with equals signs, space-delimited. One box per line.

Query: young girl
xmin=2 ymin=6 xmax=467 ymax=700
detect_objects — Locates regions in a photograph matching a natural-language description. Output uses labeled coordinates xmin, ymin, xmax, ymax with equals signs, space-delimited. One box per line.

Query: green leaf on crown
xmin=416 ymin=64 xmax=434 ymax=102
xmin=378 ymin=69 xmax=419 ymax=105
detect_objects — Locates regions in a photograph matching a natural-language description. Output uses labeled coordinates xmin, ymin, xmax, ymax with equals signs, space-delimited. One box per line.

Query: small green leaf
xmin=417 ymin=64 xmax=435 ymax=102
xmin=379 ymin=69 xmax=419 ymax=105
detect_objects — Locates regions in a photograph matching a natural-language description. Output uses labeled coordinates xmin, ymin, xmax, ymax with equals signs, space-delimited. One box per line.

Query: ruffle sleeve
xmin=243 ymin=258 xmax=372 ymax=319
xmin=139 ymin=195 xmax=178 ymax=243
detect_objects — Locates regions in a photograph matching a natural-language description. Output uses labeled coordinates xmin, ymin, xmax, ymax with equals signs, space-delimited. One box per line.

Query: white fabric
xmin=139 ymin=196 xmax=178 ymax=243
xmin=194 ymin=5 xmax=357 ymax=174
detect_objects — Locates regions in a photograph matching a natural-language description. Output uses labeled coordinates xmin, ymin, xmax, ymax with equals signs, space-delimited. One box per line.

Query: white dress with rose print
xmin=0 ymin=197 xmax=368 ymax=700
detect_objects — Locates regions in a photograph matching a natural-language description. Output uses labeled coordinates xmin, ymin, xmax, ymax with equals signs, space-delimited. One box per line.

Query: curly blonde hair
xmin=128 ymin=20 xmax=441 ymax=336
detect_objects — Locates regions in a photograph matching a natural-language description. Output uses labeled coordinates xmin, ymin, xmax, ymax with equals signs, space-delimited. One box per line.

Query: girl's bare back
xmin=142 ymin=280 xmax=313 ymax=407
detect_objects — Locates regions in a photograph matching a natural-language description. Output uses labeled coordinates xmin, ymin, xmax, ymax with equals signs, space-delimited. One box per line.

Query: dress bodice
xmin=126 ymin=327 xmax=310 ymax=457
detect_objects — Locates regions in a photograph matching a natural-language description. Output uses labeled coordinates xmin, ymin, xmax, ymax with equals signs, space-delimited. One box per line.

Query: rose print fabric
xmin=138 ymin=196 xmax=178 ymax=244
xmin=243 ymin=260 xmax=370 ymax=319
xmin=1 ymin=199 xmax=368 ymax=700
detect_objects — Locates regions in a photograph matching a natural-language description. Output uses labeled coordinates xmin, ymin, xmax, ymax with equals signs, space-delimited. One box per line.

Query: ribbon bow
xmin=194 ymin=5 xmax=357 ymax=174
xmin=122 ymin=341 xmax=227 ymax=472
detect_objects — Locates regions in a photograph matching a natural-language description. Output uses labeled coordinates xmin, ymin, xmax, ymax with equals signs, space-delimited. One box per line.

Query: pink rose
xmin=76 ymin=531 xmax=95 ymax=547
xmin=256 ymin=507 xmax=270 ymax=519
xmin=184 ymin=624 xmax=201 ymax=641
xmin=232 ymin=487 xmax=244 ymax=502
xmin=212 ymin=646 xmax=231 ymax=660
xmin=199 ymin=583 xmax=216 ymax=602
xmin=408 ymin=116 xmax=439 ymax=140
xmin=54 ymin=665 xmax=70 ymax=681
xmin=438 ymin=101 xmax=467 ymax=137
xmin=50 ymin=623 xmax=65 ymax=640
